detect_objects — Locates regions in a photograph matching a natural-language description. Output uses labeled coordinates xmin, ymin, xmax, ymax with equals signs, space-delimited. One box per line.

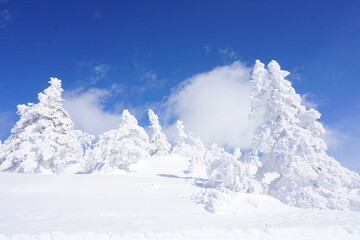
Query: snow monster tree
xmin=148 ymin=109 xmax=171 ymax=156
xmin=86 ymin=109 xmax=150 ymax=172
xmin=0 ymin=78 xmax=92 ymax=174
xmin=250 ymin=60 xmax=360 ymax=210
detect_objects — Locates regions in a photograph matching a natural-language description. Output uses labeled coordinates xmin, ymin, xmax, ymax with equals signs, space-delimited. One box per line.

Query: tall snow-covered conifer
xmin=86 ymin=109 xmax=150 ymax=172
xmin=250 ymin=60 xmax=360 ymax=210
xmin=0 ymin=78 xmax=92 ymax=174
xmin=148 ymin=109 xmax=171 ymax=156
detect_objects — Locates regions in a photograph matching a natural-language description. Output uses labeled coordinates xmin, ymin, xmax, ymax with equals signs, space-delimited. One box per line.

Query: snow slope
xmin=0 ymin=155 xmax=359 ymax=239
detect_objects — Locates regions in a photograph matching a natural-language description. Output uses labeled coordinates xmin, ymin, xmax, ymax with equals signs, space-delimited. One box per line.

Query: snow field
xmin=0 ymin=227 xmax=358 ymax=240
xmin=0 ymin=156 xmax=359 ymax=239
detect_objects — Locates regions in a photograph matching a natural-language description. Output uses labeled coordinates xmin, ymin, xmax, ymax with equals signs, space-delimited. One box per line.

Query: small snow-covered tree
xmin=187 ymin=132 xmax=207 ymax=175
xmin=87 ymin=109 xmax=150 ymax=172
xmin=233 ymin=147 xmax=242 ymax=160
xmin=171 ymin=120 xmax=206 ymax=174
xmin=171 ymin=120 xmax=192 ymax=157
xmin=250 ymin=60 xmax=360 ymax=210
xmin=206 ymin=144 xmax=263 ymax=193
xmin=0 ymin=78 xmax=93 ymax=174
xmin=148 ymin=109 xmax=171 ymax=156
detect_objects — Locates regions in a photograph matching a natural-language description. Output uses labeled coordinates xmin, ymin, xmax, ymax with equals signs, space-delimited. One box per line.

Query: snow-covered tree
xmin=187 ymin=132 xmax=207 ymax=175
xmin=250 ymin=60 xmax=360 ymax=210
xmin=148 ymin=109 xmax=171 ymax=156
xmin=206 ymin=144 xmax=263 ymax=193
xmin=233 ymin=147 xmax=242 ymax=160
xmin=171 ymin=120 xmax=192 ymax=157
xmin=86 ymin=109 xmax=150 ymax=172
xmin=171 ymin=120 xmax=207 ymax=174
xmin=0 ymin=78 xmax=93 ymax=174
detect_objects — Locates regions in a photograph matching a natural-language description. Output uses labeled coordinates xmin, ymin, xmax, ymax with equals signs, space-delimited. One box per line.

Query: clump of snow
xmin=194 ymin=187 xmax=237 ymax=214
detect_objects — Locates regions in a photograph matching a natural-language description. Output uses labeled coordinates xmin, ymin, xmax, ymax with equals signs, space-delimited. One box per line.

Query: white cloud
xmin=63 ymin=88 xmax=121 ymax=136
xmin=163 ymin=61 xmax=260 ymax=149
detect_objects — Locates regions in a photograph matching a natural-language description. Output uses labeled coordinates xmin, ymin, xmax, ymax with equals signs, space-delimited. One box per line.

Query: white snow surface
xmin=0 ymin=155 xmax=359 ymax=240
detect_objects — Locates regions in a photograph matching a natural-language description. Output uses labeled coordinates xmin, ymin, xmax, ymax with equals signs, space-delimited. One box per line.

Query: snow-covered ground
xmin=0 ymin=155 xmax=359 ymax=240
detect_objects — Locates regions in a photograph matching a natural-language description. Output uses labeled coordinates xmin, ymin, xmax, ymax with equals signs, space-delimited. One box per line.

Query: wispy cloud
xmin=75 ymin=62 xmax=112 ymax=87
xmin=322 ymin=114 xmax=360 ymax=172
xmin=0 ymin=111 xmax=14 ymax=141
xmin=301 ymin=93 xmax=358 ymax=172
xmin=301 ymin=93 xmax=329 ymax=110
xmin=140 ymin=70 xmax=166 ymax=89
xmin=322 ymin=125 xmax=349 ymax=151
xmin=141 ymin=71 xmax=157 ymax=83
xmin=287 ymin=66 xmax=305 ymax=83
xmin=301 ymin=93 xmax=319 ymax=109
xmin=91 ymin=64 xmax=111 ymax=84
xmin=218 ymin=48 xmax=238 ymax=64
xmin=204 ymin=46 xmax=211 ymax=54
xmin=131 ymin=52 xmax=167 ymax=92
xmin=93 ymin=11 xmax=102 ymax=19
xmin=0 ymin=9 xmax=12 ymax=28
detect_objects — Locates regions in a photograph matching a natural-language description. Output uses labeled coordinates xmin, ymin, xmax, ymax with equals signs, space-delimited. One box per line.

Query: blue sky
xmin=0 ymin=0 xmax=359 ymax=172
